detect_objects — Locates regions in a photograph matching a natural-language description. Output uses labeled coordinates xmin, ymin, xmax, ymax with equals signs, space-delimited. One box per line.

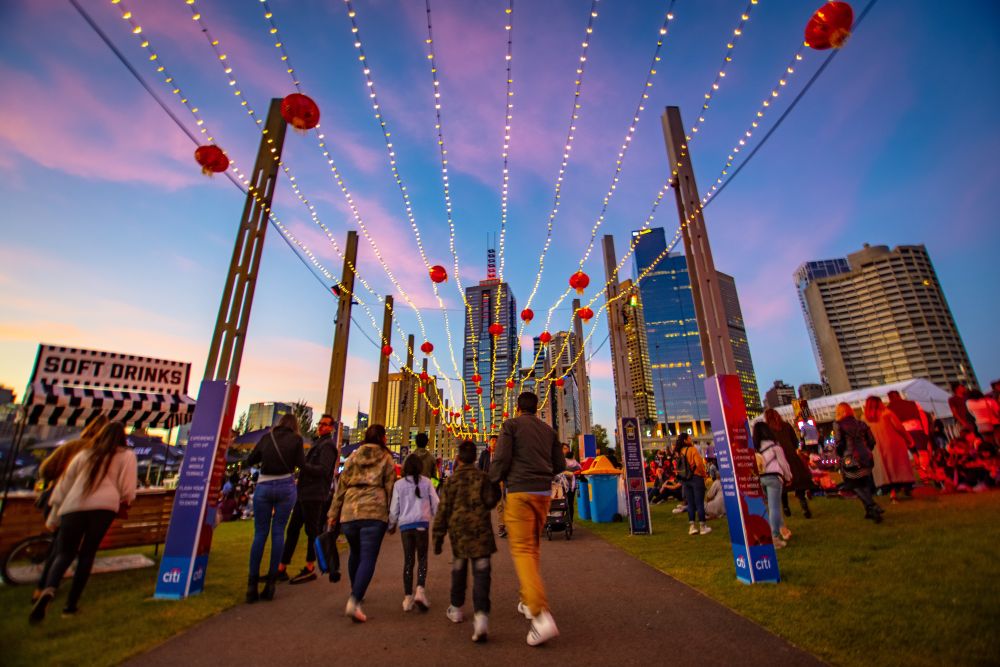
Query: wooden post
xmin=572 ymin=298 xmax=592 ymax=434
xmin=325 ymin=231 xmax=358 ymax=423
xmin=372 ymin=296 xmax=393 ymax=425
xmin=603 ymin=235 xmax=636 ymax=420
xmin=398 ymin=334 xmax=415 ymax=449
xmin=661 ymin=106 xmax=737 ymax=376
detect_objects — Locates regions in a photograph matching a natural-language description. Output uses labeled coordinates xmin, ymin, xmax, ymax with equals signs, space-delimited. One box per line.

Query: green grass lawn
xmin=0 ymin=520 xmax=255 ymax=667
xmin=585 ymin=490 xmax=1000 ymax=667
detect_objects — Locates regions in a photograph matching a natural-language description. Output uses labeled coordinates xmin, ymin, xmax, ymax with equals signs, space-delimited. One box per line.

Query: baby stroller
xmin=545 ymin=473 xmax=574 ymax=540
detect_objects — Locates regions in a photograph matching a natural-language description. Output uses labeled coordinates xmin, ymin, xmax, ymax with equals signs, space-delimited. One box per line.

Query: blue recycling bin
xmin=588 ymin=473 xmax=619 ymax=523
xmin=577 ymin=476 xmax=591 ymax=521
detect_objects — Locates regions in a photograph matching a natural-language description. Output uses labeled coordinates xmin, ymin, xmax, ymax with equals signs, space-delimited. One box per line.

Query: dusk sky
xmin=2 ymin=0 xmax=998 ymax=436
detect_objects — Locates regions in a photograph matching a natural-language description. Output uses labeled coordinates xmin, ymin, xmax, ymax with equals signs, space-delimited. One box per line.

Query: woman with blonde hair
xmin=30 ymin=422 xmax=137 ymax=622
xmin=863 ymin=396 xmax=915 ymax=500
xmin=833 ymin=402 xmax=883 ymax=522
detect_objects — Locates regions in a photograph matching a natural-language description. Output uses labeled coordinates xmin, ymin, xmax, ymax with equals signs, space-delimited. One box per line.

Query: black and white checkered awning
xmin=22 ymin=382 xmax=196 ymax=428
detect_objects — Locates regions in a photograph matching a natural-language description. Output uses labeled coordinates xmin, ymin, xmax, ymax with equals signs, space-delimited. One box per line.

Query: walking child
xmin=433 ymin=440 xmax=500 ymax=643
xmin=388 ymin=453 xmax=439 ymax=612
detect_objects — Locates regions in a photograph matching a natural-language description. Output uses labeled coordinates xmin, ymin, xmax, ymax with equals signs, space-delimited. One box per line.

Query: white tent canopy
xmin=763 ymin=378 xmax=952 ymax=425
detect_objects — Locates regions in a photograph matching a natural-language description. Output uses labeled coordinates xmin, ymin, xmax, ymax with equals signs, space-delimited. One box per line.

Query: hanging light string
xmin=686 ymin=0 xmax=761 ymax=141
xmin=700 ymin=48 xmax=804 ymax=206
xmin=500 ymin=0 xmax=600 ymax=408
xmin=184 ymin=0 xmax=472 ymax=419
xmin=540 ymin=2 xmax=678 ymax=337
xmin=253 ymin=0 xmax=465 ymax=417
xmin=535 ymin=229 xmax=681 ymax=416
xmin=485 ymin=0 xmax=515 ymax=425
xmin=117 ymin=0 xmax=431 ymax=389
xmin=339 ymin=0 xmax=473 ymax=413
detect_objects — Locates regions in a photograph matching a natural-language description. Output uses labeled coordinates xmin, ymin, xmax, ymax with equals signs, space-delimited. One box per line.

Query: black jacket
xmin=297 ymin=434 xmax=339 ymax=502
xmin=490 ymin=414 xmax=565 ymax=493
xmin=246 ymin=426 xmax=305 ymax=477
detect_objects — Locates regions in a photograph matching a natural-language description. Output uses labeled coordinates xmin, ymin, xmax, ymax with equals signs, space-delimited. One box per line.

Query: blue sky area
xmin=1 ymin=0 xmax=997 ymax=435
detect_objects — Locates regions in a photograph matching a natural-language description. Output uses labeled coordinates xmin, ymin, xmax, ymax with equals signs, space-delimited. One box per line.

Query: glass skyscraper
xmin=463 ymin=278 xmax=520 ymax=424
xmin=632 ymin=228 xmax=708 ymax=426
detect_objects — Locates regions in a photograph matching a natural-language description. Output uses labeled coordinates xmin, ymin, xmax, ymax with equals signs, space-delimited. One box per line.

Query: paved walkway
xmin=130 ymin=524 xmax=821 ymax=666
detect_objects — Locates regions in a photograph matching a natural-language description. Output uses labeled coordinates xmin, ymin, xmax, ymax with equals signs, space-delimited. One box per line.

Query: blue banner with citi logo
xmin=155 ymin=380 xmax=238 ymax=599
xmin=705 ymin=375 xmax=780 ymax=584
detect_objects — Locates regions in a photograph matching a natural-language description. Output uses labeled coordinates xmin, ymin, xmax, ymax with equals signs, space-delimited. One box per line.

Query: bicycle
xmin=2 ymin=532 xmax=54 ymax=586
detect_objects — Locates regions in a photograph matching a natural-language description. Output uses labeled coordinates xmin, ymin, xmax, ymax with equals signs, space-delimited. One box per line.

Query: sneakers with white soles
xmin=472 ymin=611 xmax=489 ymax=643
xmin=402 ymin=595 xmax=414 ymax=612
xmin=414 ymin=586 xmax=429 ymax=611
xmin=517 ymin=601 xmax=533 ymax=619
xmin=527 ymin=610 xmax=559 ymax=646
xmin=446 ymin=605 xmax=464 ymax=623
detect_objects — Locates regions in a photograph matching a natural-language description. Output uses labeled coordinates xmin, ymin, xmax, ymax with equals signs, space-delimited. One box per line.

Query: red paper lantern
xmin=470 ymin=418 xmax=477 ymax=424
xmin=464 ymin=404 xmax=471 ymax=412
xmin=569 ymin=270 xmax=590 ymax=294
xmin=490 ymin=402 xmax=496 ymax=409
xmin=471 ymin=374 xmax=482 ymax=384
xmin=381 ymin=344 xmax=392 ymax=356
xmin=520 ymin=308 xmax=534 ymax=323
xmin=432 ymin=408 xmax=439 ymax=416
xmin=475 ymin=386 xmax=483 ymax=395
xmin=194 ymin=145 xmax=229 ymax=174
xmin=539 ymin=331 xmax=553 ymax=344
xmin=577 ymin=306 xmax=594 ymax=323
xmin=804 ymin=2 xmax=853 ymax=50
xmin=430 ymin=265 xmax=448 ymax=284
xmin=420 ymin=371 xmax=430 ymax=382
xmin=280 ymin=93 xmax=320 ymax=130
xmin=417 ymin=386 xmax=425 ymax=394
xmin=488 ymin=323 xmax=504 ymax=337
xmin=554 ymin=377 xmax=565 ymax=387
xmin=506 ymin=379 xmax=515 ymax=389
xmin=503 ymin=411 xmax=509 ymax=418
xmin=420 ymin=341 xmax=434 ymax=355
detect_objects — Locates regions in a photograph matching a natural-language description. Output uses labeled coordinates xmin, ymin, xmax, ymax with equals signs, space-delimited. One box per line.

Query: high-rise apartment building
xmin=797 ymin=383 xmax=826 ymax=400
xmin=619 ymin=279 xmax=658 ymax=425
xmin=717 ymin=271 xmax=762 ymax=417
xmin=794 ymin=258 xmax=851 ymax=385
xmin=633 ymin=228 xmax=760 ymax=433
xmin=247 ymin=401 xmax=298 ymax=432
xmin=463 ymin=274 xmax=520 ymax=426
xmin=764 ymin=380 xmax=795 ymax=410
xmin=799 ymin=244 xmax=976 ymax=393
xmin=531 ymin=332 xmax=582 ymax=442
xmin=369 ymin=372 xmax=443 ymax=449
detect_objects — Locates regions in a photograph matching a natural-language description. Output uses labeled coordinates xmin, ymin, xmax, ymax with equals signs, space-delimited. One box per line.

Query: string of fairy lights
xmin=90 ymin=0 xmax=865 ymax=439
xmin=120 ymin=0 xmax=478 ymax=433
xmin=252 ymin=1 xmax=470 ymax=420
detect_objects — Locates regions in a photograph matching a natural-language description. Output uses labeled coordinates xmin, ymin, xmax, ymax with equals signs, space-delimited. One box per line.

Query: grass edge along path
xmin=0 ymin=520 xmax=255 ymax=667
xmin=584 ymin=491 xmax=1000 ymax=667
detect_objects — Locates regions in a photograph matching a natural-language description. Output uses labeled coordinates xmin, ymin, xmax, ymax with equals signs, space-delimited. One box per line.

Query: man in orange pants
xmin=489 ymin=392 xmax=565 ymax=646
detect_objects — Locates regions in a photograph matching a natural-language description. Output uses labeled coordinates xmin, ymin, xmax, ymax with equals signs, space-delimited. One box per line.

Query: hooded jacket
xmin=433 ymin=464 xmax=497 ymax=559
xmin=327 ymin=443 xmax=396 ymax=524
xmin=490 ymin=413 xmax=565 ymax=493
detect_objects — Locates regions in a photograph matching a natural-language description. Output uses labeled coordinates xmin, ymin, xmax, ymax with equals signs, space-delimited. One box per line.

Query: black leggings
xmin=401 ymin=529 xmax=429 ymax=594
xmin=44 ymin=510 xmax=116 ymax=608
xmin=781 ymin=489 xmax=811 ymax=514
xmin=451 ymin=556 xmax=491 ymax=613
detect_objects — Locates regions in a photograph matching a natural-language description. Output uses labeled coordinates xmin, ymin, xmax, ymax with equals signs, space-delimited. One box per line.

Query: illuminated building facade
xmin=717 ymin=271 xmax=762 ymax=417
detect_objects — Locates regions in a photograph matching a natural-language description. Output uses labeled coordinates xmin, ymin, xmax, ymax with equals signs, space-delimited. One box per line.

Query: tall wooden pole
xmin=417 ymin=358 xmax=428 ymax=433
xmin=325 ymin=231 xmax=358 ymax=423
xmin=572 ymin=298 xmax=592 ymax=433
xmin=398 ymin=334 xmax=415 ymax=448
xmin=204 ymin=99 xmax=288 ymax=383
xmin=372 ymin=296 xmax=393 ymax=425
xmin=661 ymin=106 xmax=737 ymax=376
xmin=603 ymin=235 xmax=636 ymax=420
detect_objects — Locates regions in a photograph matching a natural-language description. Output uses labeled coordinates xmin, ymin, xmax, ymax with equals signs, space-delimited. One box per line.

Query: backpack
xmin=676 ymin=448 xmax=695 ymax=481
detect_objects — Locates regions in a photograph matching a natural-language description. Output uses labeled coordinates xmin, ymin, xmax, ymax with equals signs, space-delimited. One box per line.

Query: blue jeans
xmin=249 ymin=477 xmax=297 ymax=579
xmin=341 ymin=519 xmax=387 ymax=601
xmin=682 ymin=476 xmax=707 ymax=522
xmin=759 ymin=474 xmax=785 ymax=538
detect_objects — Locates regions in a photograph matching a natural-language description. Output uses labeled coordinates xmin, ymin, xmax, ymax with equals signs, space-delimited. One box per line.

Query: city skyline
xmin=1 ymin=1 xmax=998 ymax=434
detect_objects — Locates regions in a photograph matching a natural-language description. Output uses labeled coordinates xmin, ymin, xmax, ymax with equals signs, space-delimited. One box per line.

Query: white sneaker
xmin=672 ymin=504 xmax=688 ymax=515
xmin=345 ymin=596 xmax=357 ymax=617
xmin=699 ymin=523 xmax=712 ymax=535
xmin=414 ymin=585 xmax=429 ymax=611
xmin=527 ymin=610 xmax=559 ymax=646
xmin=472 ymin=611 xmax=489 ymax=643
xmin=402 ymin=595 xmax=414 ymax=612
xmin=688 ymin=522 xmax=698 ymax=535
xmin=517 ymin=601 xmax=534 ymax=620
xmin=772 ymin=537 xmax=787 ymax=549
xmin=779 ymin=526 xmax=792 ymax=540
xmin=446 ymin=605 xmax=464 ymax=623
